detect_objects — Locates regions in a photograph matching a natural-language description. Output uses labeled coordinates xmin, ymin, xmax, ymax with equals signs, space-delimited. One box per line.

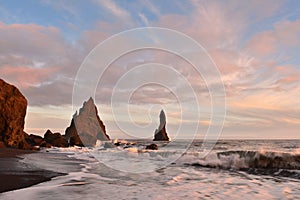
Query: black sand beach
xmin=0 ymin=148 xmax=65 ymax=193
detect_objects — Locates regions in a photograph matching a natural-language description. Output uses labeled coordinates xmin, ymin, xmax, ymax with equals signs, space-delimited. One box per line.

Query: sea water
xmin=1 ymin=140 xmax=300 ymax=199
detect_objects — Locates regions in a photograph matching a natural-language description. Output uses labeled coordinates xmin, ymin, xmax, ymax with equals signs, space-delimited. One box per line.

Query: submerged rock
xmin=104 ymin=142 xmax=115 ymax=148
xmin=114 ymin=142 xmax=121 ymax=146
xmin=65 ymin=97 xmax=110 ymax=147
xmin=0 ymin=79 xmax=30 ymax=149
xmin=153 ymin=110 xmax=170 ymax=141
xmin=146 ymin=143 xmax=158 ymax=150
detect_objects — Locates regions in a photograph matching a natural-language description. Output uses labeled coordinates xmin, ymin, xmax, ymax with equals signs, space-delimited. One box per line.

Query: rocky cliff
xmin=65 ymin=97 xmax=110 ymax=146
xmin=0 ymin=79 xmax=29 ymax=149
xmin=153 ymin=110 xmax=170 ymax=141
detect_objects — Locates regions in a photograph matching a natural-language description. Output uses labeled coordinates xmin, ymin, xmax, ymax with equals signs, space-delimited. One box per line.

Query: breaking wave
xmin=189 ymin=150 xmax=300 ymax=178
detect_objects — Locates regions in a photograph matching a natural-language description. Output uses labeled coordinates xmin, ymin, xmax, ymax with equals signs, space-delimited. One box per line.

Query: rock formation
xmin=65 ymin=97 xmax=110 ymax=147
xmin=0 ymin=79 xmax=30 ymax=149
xmin=65 ymin=119 xmax=83 ymax=146
xmin=44 ymin=129 xmax=68 ymax=147
xmin=0 ymin=141 xmax=5 ymax=148
xmin=146 ymin=143 xmax=158 ymax=150
xmin=0 ymin=79 xmax=111 ymax=149
xmin=153 ymin=110 xmax=170 ymax=141
xmin=25 ymin=134 xmax=44 ymax=147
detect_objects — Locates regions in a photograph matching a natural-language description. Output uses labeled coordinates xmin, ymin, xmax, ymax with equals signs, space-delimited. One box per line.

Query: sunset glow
xmin=0 ymin=0 xmax=299 ymax=139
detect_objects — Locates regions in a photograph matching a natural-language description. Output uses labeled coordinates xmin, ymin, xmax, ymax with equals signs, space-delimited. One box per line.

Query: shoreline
xmin=0 ymin=148 xmax=66 ymax=193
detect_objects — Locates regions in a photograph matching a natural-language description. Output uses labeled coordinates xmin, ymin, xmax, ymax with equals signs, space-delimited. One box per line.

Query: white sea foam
xmin=294 ymin=148 xmax=300 ymax=154
xmin=1 ymin=140 xmax=300 ymax=200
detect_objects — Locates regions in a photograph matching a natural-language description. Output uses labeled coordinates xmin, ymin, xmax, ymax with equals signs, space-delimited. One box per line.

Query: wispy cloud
xmin=1 ymin=0 xmax=300 ymax=137
xmin=138 ymin=13 xmax=149 ymax=26
xmin=94 ymin=0 xmax=131 ymax=20
xmin=41 ymin=0 xmax=80 ymax=18
xmin=139 ymin=0 xmax=161 ymax=17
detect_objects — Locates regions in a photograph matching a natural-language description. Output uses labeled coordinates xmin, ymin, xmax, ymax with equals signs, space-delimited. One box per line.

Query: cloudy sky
xmin=1 ymin=0 xmax=300 ymax=139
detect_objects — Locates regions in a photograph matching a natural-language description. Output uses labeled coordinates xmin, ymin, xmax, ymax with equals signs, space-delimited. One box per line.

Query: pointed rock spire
xmin=65 ymin=97 xmax=110 ymax=146
xmin=153 ymin=109 xmax=170 ymax=141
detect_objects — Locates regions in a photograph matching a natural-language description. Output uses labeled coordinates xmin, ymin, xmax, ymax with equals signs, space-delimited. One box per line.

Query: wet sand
xmin=0 ymin=148 xmax=65 ymax=193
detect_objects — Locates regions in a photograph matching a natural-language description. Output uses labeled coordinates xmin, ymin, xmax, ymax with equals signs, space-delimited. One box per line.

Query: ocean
xmin=1 ymin=139 xmax=300 ymax=199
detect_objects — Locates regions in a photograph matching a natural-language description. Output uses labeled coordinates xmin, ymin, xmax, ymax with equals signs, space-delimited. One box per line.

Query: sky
xmin=0 ymin=0 xmax=300 ymax=139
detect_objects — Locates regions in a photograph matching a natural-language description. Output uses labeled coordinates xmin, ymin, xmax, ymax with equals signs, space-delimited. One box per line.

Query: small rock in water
xmin=114 ymin=142 xmax=121 ymax=146
xmin=104 ymin=142 xmax=114 ymax=148
xmin=146 ymin=143 xmax=158 ymax=150
xmin=123 ymin=145 xmax=133 ymax=149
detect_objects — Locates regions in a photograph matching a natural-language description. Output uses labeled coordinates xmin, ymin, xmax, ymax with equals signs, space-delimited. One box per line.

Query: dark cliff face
xmin=0 ymin=79 xmax=29 ymax=149
xmin=153 ymin=110 xmax=170 ymax=141
xmin=65 ymin=97 xmax=110 ymax=147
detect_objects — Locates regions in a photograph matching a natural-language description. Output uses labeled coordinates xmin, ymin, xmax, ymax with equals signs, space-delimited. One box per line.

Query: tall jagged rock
xmin=0 ymin=79 xmax=30 ymax=149
xmin=153 ymin=110 xmax=170 ymax=141
xmin=65 ymin=97 xmax=110 ymax=146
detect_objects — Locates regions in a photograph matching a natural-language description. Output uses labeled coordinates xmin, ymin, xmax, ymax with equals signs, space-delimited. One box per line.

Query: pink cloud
xmin=0 ymin=1 xmax=299 ymax=138
xmin=246 ymin=19 xmax=300 ymax=57
xmin=209 ymin=49 xmax=244 ymax=74
xmin=0 ymin=21 xmax=82 ymax=106
xmin=0 ymin=65 xmax=59 ymax=89
xmin=80 ymin=26 xmax=110 ymax=52
xmin=273 ymin=65 xmax=300 ymax=85
xmin=246 ymin=31 xmax=277 ymax=56
xmin=274 ymin=20 xmax=300 ymax=46
xmin=0 ymin=22 xmax=67 ymax=58
xmin=80 ymin=21 xmax=132 ymax=52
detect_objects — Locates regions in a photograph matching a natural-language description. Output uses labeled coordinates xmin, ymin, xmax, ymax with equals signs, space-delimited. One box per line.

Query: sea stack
xmin=153 ymin=110 xmax=170 ymax=141
xmin=65 ymin=97 xmax=110 ymax=147
xmin=0 ymin=79 xmax=30 ymax=149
